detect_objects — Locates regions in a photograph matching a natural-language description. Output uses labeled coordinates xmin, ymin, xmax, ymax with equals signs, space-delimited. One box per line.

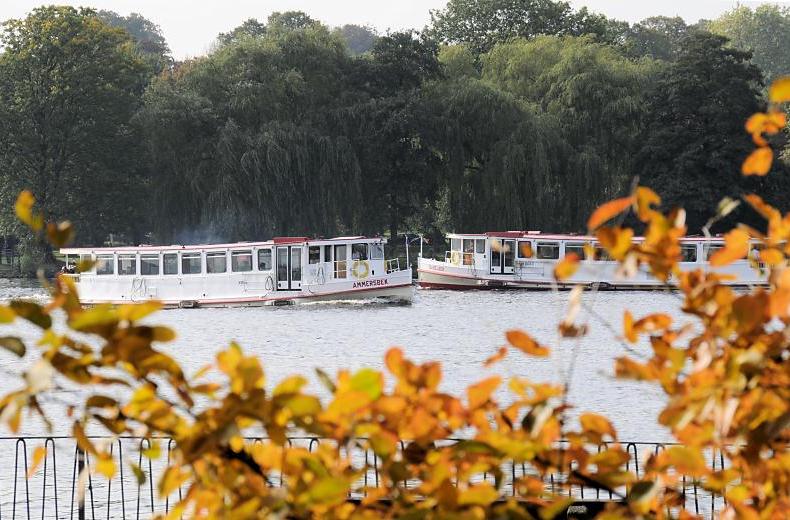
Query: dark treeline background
xmin=1 ymin=1 xmax=789 ymax=264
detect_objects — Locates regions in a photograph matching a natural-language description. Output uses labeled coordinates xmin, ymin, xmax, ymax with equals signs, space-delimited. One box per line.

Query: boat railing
xmin=386 ymin=258 xmax=400 ymax=273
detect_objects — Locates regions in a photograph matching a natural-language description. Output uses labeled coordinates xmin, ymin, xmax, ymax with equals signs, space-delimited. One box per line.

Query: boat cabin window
xmin=334 ymin=244 xmax=347 ymax=279
xmin=140 ymin=254 xmax=159 ymax=275
xmin=308 ymin=246 xmax=320 ymax=264
xmin=163 ymin=253 xmax=178 ymax=275
xmin=181 ymin=253 xmax=202 ymax=275
xmin=258 ymin=248 xmax=272 ymax=271
xmin=323 ymin=245 xmax=332 ymax=263
xmin=536 ymin=242 xmax=560 ymax=260
xmin=681 ymin=244 xmax=698 ymax=263
xmin=451 ymin=238 xmax=461 ymax=252
xmin=291 ymin=248 xmax=302 ymax=282
xmin=352 ymin=243 xmax=368 ymax=260
xmin=564 ymin=242 xmax=586 ymax=259
xmin=231 ymin=250 xmax=253 ymax=272
xmin=463 ymin=239 xmax=475 ymax=254
xmin=517 ymin=240 xmax=533 ymax=259
xmin=96 ymin=255 xmax=114 ymax=275
xmin=475 ymin=239 xmax=485 ymax=254
xmin=117 ymin=254 xmax=136 ymax=276
xmin=369 ymin=243 xmax=384 ymax=260
xmin=206 ymin=252 xmax=227 ymax=274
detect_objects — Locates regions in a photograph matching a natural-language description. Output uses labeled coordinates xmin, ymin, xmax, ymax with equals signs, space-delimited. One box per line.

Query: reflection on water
xmin=0 ymin=280 xmax=685 ymax=441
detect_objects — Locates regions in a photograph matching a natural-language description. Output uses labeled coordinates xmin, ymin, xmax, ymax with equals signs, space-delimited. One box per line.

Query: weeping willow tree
xmin=480 ymin=35 xmax=659 ymax=229
xmin=138 ymin=20 xmax=362 ymax=241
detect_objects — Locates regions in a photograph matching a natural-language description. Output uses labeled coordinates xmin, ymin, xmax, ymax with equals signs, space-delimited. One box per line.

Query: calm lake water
xmin=0 ymin=278 xmax=684 ymax=442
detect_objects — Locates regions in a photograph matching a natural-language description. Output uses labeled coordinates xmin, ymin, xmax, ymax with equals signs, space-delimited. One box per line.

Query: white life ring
xmin=450 ymin=251 xmax=461 ymax=266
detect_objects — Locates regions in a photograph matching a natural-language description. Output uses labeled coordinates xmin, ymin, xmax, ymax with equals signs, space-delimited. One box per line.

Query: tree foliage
xmin=428 ymin=0 xmax=627 ymax=55
xmin=705 ymin=4 xmax=790 ymax=84
xmin=0 ymin=6 xmax=152 ymax=248
xmin=96 ymin=10 xmax=172 ymax=73
xmin=1 ymin=77 xmax=788 ymax=517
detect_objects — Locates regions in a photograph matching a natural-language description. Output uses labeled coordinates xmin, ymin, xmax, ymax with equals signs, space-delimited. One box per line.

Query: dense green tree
xmin=140 ymin=22 xmax=362 ymax=241
xmin=636 ymin=32 xmax=770 ymax=232
xmin=267 ymin=11 xmax=319 ymax=32
xmin=705 ymin=5 xmax=790 ymax=84
xmin=482 ymin=36 xmax=657 ymax=227
xmin=0 ymin=6 xmax=151 ymax=249
xmin=336 ymin=24 xmax=377 ymax=55
xmin=428 ymin=0 xmax=627 ymax=55
xmin=97 ymin=10 xmax=171 ymax=73
xmin=622 ymin=16 xmax=691 ymax=61
xmin=217 ymin=18 xmax=267 ymax=46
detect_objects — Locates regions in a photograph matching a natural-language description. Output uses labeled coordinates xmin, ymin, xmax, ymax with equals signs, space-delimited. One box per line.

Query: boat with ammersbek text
xmin=417 ymin=232 xmax=768 ymax=290
xmin=61 ymin=236 xmax=412 ymax=307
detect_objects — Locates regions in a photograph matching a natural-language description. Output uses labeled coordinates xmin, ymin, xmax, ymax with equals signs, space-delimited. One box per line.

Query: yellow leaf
xmin=15 ymin=191 xmax=43 ymax=231
xmin=553 ymin=253 xmax=579 ymax=280
xmin=742 ymin=147 xmax=773 ymax=176
xmin=580 ymin=412 xmax=617 ymax=439
xmin=467 ymin=376 xmax=501 ymax=409
xmin=709 ymin=229 xmax=750 ymax=267
xmin=273 ymin=375 xmax=308 ymax=396
xmin=635 ymin=187 xmax=660 ymax=222
xmin=350 ymin=368 xmax=383 ymax=400
xmin=458 ymin=483 xmax=499 ymax=506
xmin=656 ymin=446 xmax=708 ymax=476
xmin=505 ymin=330 xmax=550 ymax=357
xmin=142 ymin=441 xmax=161 ymax=460
xmin=623 ymin=311 xmax=636 ymax=343
xmin=587 ymin=196 xmax=635 ymax=230
xmin=759 ymin=248 xmax=784 ymax=266
xmin=596 ymin=227 xmax=634 ymax=260
xmin=27 ymin=446 xmax=46 ymax=478
xmin=0 ymin=306 xmax=16 ymax=324
xmin=768 ymin=76 xmax=790 ymax=103
xmin=96 ymin=454 xmax=116 ymax=479
xmin=117 ymin=301 xmax=163 ymax=322
xmin=158 ymin=466 xmax=189 ymax=497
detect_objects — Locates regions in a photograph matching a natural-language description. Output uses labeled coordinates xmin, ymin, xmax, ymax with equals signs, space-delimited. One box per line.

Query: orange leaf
xmin=742 ymin=147 xmax=773 ymax=176
xmin=467 ymin=376 xmax=501 ymax=409
xmin=709 ymin=229 xmax=750 ymax=267
xmin=623 ymin=311 xmax=636 ymax=343
xmin=505 ymin=330 xmax=550 ymax=357
xmin=519 ymin=242 xmax=533 ymax=258
xmin=759 ymin=248 xmax=784 ymax=266
xmin=768 ymin=76 xmax=790 ymax=103
xmin=553 ymin=253 xmax=579 ymax=280
xmin=596 ymin=227 xmax=634 ymax=260
xmin=483 ymin=347 xmax=508 ymax=367
xmin=580 ymin=412 xmax=617 ymax=439
xmin=587 ymin=196 xmax=635 ymax=230
xmin=635 ymin=187 xmax=661 ymax=222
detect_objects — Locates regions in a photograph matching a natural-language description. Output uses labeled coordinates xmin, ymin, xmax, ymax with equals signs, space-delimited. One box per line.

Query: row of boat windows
xmin=86 ymin=243 xmax=384 ymax=276
xmin=451 ymin=239 xmax=718 ymax=262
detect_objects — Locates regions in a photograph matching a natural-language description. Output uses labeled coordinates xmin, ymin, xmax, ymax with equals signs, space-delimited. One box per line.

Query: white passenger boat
xmin=61 ymin=236 xmax=412 ymax=307
xmin=418 ymin=232 xmax=768 ymax=290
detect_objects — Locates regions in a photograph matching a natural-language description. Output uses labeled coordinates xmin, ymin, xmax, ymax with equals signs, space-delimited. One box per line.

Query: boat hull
xmin=74 ymin=271 xmax=414 ymax=308
xmin=417 ymin=258 xmax=766 ymax=290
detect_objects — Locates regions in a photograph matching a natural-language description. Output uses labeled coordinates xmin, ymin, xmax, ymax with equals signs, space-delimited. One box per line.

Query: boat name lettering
xmin=353 ymin=279 xmax=389 ymax=289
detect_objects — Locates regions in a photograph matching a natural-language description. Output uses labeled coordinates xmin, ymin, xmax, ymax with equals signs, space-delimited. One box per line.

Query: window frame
xmin=535 ymin=242 xmax=560 ymax=260
xmin=308 ymin=246 xmax=321 ymax=265
xmin=96 ymin=255 xmax=114 ymax=276
xmin=140 ymin=254 xmax=160 ymax=276
xmin=369 ymin=243 xmax=384 ymax=260
xmin=205 ymin=251 xmax=227 ymax=274
xmin=163 ymin=253 xmax=178 ymax=275
xmin=181 ymin=252 xmax=202 ymax=275
xmin=117 ymin=254 xmax=137 ymax=276
xmin=231 ymin=250 xmax=253 ymax=273
xmin=257 ymin=248 xmax=273 ymax=271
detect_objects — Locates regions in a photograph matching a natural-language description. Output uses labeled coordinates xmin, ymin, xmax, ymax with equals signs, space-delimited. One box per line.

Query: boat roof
xmin=61 ymin=235 xmax=384 ymax=254
xmin=446 ymin=231 xmax=727 ymax=242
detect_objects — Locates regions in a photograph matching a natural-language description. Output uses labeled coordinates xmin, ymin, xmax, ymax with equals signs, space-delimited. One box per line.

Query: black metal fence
xmin=0 ymin=436 xmax=726 ymax=519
